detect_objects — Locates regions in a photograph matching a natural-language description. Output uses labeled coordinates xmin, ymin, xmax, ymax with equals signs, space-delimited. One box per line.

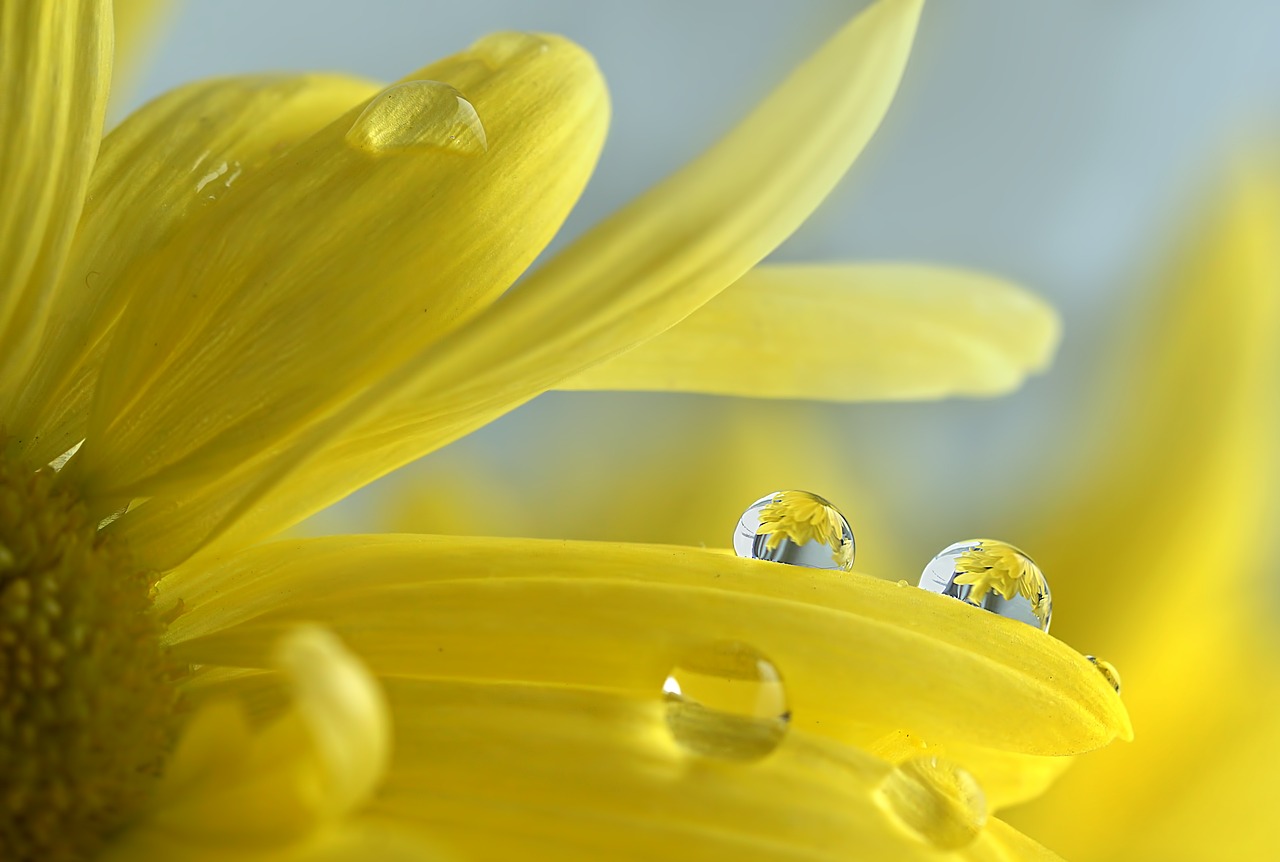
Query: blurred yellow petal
xmin=111 ymin=0 xmax=174 ymax=109
xmin=105 ymin=626 xmax=403 ymax=859
xmin=159 ymin=535 xmax=1131 ymax=757
xmin=1009 ymin=159 xmax=1280 ymax=857
xmin=12 ymin=73 xmax=379 ymax=466
xmin=0 ymin=0 xmax=110 ymax=391
xmin=561 ymin=264 xmax=1059 ymax=401
xmin=137 ymin=0 xmax=926 ymax=569
xmin=72 ymin=33 xmax=607 ymax=511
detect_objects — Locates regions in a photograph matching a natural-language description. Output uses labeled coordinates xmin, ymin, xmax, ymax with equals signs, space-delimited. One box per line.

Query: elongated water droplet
xmin=663 ymin=641 xmax=789 ymax=761
xmin=918 ymin=539 xmax=1052 ymax=631
xmin=1086 ymin=655 xmax=1122 ymax=694
xmin=346 ymin=81 xmax=487 ymax=156
xmin=877 ymin=756 xmax=988 ymax=850
xmin=733 ymin=490 xmax=855 ymax=571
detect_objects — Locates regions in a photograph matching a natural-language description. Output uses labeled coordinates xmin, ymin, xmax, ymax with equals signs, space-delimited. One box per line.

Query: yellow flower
xmin=381 ymin=156 xmax=1280 ymax=858
xmin=0 ymin=0 xmax=1121 ymax=859
xmin=951 ymin=541 xmax=1051 ymax=629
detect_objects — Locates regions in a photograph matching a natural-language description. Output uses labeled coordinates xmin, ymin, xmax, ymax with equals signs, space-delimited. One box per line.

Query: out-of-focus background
xmin=127 ymin=3 xmax=1280 ymax=859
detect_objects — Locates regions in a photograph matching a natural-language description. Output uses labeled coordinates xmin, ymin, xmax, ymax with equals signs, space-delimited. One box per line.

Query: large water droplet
xmin=917 ymin=539 xmax=1052 ymax=631
xmin=1086 ymin=655 xmax=1123 ymax=694
xmin=877 ymin=756 xmax=988 ymax=850
xmin=733 ymin=490 xmax=855 ymax=571
xmin=346 ymin=81 xmax=487 ymax=156
xmin=663 ymin=641 xmax=789 ymax=761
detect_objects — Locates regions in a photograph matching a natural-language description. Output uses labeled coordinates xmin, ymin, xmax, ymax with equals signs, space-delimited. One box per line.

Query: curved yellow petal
xmin=120 ymin=0 xmax=925 ymax=568
xmin=73 ymin=33 xmax=608 ymax=511
xmin=10 ymin=73 xmax=380 ymax=466
xmin=160 ymin=535 xmax=1131 ymax=757
xmin=104 ymin=626 xmax=395 ymax=859
xmin=1008 ymin=158 xmax=1280 ymax=857
xmin=559 ymin=264 xmax=1059 ymax=401
xmin=0 ymin=0 xmax=111 ymax=395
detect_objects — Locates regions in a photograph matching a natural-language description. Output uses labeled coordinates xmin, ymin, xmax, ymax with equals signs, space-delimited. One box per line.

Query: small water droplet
xmin=917 ymin=539 xmax=1051 ymax=631
xmin=877 ymin=756 xmax=988 ymax=850
xmin=346 ymin=81 xmax=487 ymax=156
xmin=733 ymin=490 xmax=855 ymax=571
xmin=1085 ymin=655 xmax=1122 ymax=694
xmin=663 ymin=641 xmax=789 ymax=761
xmin=896 ymin=579 xmax=909 ymax=587
xmin=470 ymin=32 xmax=551 ymax=68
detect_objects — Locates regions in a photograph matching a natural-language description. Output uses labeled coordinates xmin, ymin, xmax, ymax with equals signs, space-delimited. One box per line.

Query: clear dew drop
xmin=663 ymin=641 xmax=789 ymax=762
xmin=877 ymin=756 xmax=988 ymax=850
xmin=469 ymin=31 xmax=551 ymax=69
xmin=345 ymin=80 xmax=488 ymax=156
xmin=917 ymin=538 xmax=1052 ymax=632
xmin=733 ymin=490 xmax=856 ymax=571
xmin=1086 ymin=655 xmax=1123 ymax=694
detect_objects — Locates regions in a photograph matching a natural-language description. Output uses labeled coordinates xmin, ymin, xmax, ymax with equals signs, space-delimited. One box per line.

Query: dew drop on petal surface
xmin=877 ymin=756 xmax=988 ymax=850
xmin=917 ymin=539 xmax=1052 ymax=632
xmin=1086 ymin=655 xmax=1123 ymax=694
xmin=733 ymin=490 xmax=855 ymax=571
xmin=345 ymin=80 xmax=488 ymax=156
xmin=663 ymin=641 xmax=789 ymax=761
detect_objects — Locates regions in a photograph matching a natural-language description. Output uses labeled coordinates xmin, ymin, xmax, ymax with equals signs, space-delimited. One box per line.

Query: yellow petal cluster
xmin=0 ymin=0 xmax=1115 ymax=859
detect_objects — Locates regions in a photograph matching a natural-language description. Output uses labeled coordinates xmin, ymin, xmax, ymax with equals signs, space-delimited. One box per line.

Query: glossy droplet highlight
xmin=470 ymin=31 xmax=551 ymax=69
xmin=918 ymin=539 xmax=1052 ymax=631
xmin=1086 ymin=655 xmax=1123 ymax=694
xmin=663 ymin=641 xmax=789 ymax=761
xmin=877 ymin=756 xmax=988 ymax=850
xmin=346 ymin=80 xmax=487 ymax=156
xmin=733 ymin=490 xmax=855 ymax=571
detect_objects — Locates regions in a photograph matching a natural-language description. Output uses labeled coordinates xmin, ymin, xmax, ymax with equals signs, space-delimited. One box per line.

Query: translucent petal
xmin=559 ymin=264 xmax=1059 ymax=400
xmin=73 ymin=34 xmax=607 ymax=512
xmin=0 ymin=0 xmax=111 ymax=396
xmin=160 ymin=535 xmax=1132 ymax=757
xmin=10 ymin=73 xmax=379 ymax=465
xmin=116 ymin=0 xmax=925 ymax=568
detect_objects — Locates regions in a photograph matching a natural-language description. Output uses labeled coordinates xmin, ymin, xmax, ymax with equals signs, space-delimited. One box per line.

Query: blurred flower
xmin=381 ymin=158 xmax=1280 ymax=858
xmin=0 ymin=0 xmax=1119 ymax=859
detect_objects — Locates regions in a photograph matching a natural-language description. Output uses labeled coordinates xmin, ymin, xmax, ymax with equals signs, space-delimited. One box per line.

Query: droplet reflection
xmin=918 ymin=539 xmax=1052 ymax=632
xmin=663 ymin=641 xmax=789 ymax=761
xmin=346 ymin=80 xmax=487 ymax=156
xmin=733 ymin=490 xmax=855 ymax=571
xmin=1086 ymin=655 xmax=1123 ymax=694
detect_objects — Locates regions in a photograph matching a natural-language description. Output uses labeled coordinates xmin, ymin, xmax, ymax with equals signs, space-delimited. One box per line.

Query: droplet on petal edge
xmin=345 ymin=80 xmax=488 ymax=156
xmin=733 ymin=490 xmax=856 ymax=571
xmin=917 ymin=539 xmax=1052 ymax=632
xmin=663 ymin=641 xmax=789 ymax=761
xmin=876 ymin=756 xmax=988 ymax=850
xmin=1085 ymin=655 xmax=1123 ymax=695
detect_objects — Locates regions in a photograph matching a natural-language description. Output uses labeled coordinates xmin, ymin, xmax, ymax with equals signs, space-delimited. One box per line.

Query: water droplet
xmin=663 ymin=641 xmax=789 ymax=761
xmin=195 ymin=159 xmax=243 ymax=201
xmin=917 ymin=539 xmax=1051 ymax=632
xmin=896 ymin=579 xmax=909 ymax=587
xmin=877 ymin=756 xmax=988 ymax=850
xmin=470 ymin=32 xmax=551 ymax=68
xmin=346 ymin=81 xmax=487 ymax=156
xmin=1086 ymin=655 xmax=1122 ymax=694
xmin=733 ymin=490 xmax=855 ymax=571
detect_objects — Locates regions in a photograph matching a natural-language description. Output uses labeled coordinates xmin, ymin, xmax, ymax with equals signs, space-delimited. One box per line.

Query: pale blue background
xmin=130 ymin=2 xmax=1280 ymax=546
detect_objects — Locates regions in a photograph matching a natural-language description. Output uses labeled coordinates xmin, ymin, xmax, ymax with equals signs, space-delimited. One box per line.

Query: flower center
xmin=0 ymin=443 xmax=178 ymax=860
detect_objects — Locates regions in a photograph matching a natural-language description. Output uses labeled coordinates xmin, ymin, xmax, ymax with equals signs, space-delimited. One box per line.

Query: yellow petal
xmin=160 ymin=535 xmax=1131 ymax=757
xmin=559 ymin=264 xmax=1059 ymax=400
xmin=111 ymin=0 xmax=174 ymax=112
xmin=105 ymin=626 xmax=393 ymax=857
xmin=1008 ymin=158 xmax=1280 ymax=856
xmin=10 ymin=73 xmax=380 ymax=466
xmin=0 ymin=0 xmax=111 ymax=394
xmin=72 ymin=33 xmax=607 ymax=510
xmin=122 ymin=0 xmax=925 ymax=568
